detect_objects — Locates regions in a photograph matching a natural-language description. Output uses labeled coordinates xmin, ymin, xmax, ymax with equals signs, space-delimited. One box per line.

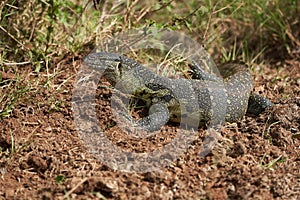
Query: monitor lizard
xmin=83 ymin=52 xmax=272 ymax=132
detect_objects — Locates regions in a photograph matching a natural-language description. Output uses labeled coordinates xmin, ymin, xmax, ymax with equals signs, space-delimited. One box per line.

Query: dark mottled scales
xmin=84 ymin=52 xmax=272 ymax=132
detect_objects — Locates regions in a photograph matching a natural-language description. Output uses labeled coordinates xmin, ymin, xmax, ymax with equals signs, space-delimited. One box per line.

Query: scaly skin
xmin=83 ymin=52 xmax=272 ymax=131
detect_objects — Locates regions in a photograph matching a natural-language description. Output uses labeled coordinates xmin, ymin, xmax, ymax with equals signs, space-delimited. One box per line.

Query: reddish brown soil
xmin=0 ymin=50 xmax=299 ymax=199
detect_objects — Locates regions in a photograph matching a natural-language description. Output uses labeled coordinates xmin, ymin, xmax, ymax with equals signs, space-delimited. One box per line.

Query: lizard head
xmin=83 ymin=52 xmax=134 ymax=84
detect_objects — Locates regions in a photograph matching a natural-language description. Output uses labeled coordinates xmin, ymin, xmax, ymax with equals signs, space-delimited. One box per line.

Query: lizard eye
xmin=116 ymin=62 xmax=122 ymax=70
xmin=162 ymin=95 xmax=173 ymax=102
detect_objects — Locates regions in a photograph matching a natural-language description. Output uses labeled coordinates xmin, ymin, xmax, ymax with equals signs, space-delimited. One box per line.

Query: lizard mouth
xmin=83 ymin=52 xmax=122 ymax=69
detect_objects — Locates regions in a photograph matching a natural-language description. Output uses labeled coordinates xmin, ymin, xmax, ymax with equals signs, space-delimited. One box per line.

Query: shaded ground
xmin=0 ymin=49 xmax=299 ymax=199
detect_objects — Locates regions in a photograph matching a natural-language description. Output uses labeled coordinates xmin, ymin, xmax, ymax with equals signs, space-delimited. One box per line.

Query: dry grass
xmin=0 ymin=0 xmax=298 ymax=138
xmin=1 ymin=0 xmax=298 ymax=119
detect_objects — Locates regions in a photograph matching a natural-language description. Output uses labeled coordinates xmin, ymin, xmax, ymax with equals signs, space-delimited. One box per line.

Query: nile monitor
xmin=83 ymin=52 xmax=272 ymax=132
